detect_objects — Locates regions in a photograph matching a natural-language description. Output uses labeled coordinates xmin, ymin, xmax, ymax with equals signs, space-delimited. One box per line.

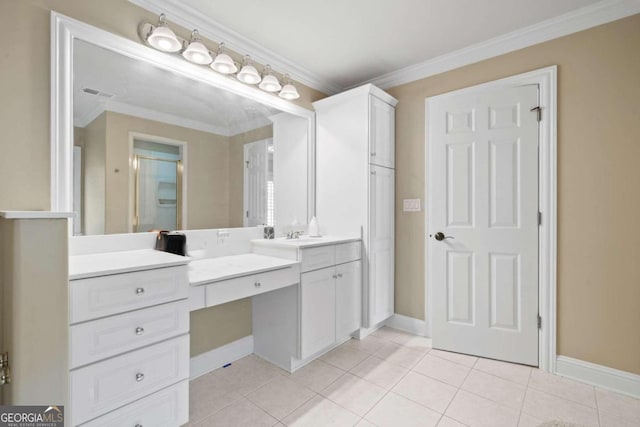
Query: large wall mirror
xmin=51 ymin=13 xmax=315 ymax=236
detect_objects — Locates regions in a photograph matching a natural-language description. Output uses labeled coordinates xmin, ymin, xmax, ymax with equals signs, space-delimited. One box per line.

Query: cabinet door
xmin=300 ymin=267 xmax=336 ymax=359
xmin=336 ymin=261 xmax=362 ymax=339
xmin=368 ymin=165 xmax=395 ymax=326
xmin=369 ymin=95 xmax=395 ymax=168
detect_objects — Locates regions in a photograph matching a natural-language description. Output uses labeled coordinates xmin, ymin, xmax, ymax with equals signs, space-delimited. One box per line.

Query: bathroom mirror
xmin=51 ymin=13 xmax=315 ymax=236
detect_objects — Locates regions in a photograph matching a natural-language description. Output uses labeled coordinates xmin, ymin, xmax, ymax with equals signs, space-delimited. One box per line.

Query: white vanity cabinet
xmin=251 ymin=238 xmax=362 ymax=371
xmin=68 ymin=251 xmax=190 ymax=427
xmin=314 ymin=84 xmax=398 ymax=330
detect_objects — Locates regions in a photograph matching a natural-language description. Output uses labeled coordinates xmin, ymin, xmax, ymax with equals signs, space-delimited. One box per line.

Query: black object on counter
xmin=155 ymin=230 xmax=187 ymax=256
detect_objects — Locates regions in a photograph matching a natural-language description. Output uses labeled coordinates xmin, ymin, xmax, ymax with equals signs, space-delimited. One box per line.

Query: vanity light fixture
xmin=259 ymin=65 xmax=282 ymax=93
xmin=146 ymin=14 xmax=182 ymax=53
xmin=182 ymin=30 xmax=212 ymax=65
xmin=237 ymin=56 xmax=262 ymax=85
xmin=210 ymin=43 xmax=238 ymax=74
xmin=139 ymin=15 xmax=302 ymax=101
xmin=279 ymin=74 xmax=300 ymax=100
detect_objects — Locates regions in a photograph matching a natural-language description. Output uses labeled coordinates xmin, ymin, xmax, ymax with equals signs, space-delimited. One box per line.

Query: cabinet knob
xmin=371 ymin=151 xmax=377 ymax=156
xmin=254 ymin=281 xmax=261 ymax=288
xmin=135 ymin=287 xmax=145 ymax=295
xmin=337 ymin=273 xmax=343 ymax=278
xmin=135 ymin=372 xmax=145 ymax=382
xmin=135 ymin=327 xmax=145 ymax=335
xmin=135 ymin=424 xmax=143 ymax=427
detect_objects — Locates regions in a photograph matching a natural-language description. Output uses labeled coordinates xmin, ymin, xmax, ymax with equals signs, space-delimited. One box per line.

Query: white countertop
xmin=251 ymin=235 xmax=360 ymax=249
xmin=69 ymin=249 xmax=190 ymax=280
xmin=190 ymin=253 xmax=300 ymax=286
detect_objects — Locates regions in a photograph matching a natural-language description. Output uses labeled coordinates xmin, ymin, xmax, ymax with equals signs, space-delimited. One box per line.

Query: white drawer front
xmin=70 ymin=266 xmax=188 ymax=324
xmin=335 ymin=241 xmax=362 ymax=265
xmin=80 ymin=380 xmax=188 ymax=427
xmin=205 ymin=266 xmax=299 ymax=307
xmin=70 ymin=300 xmax=189 ymax=369
xmin=70 ymin=334 xmax=189 ymax=426
xmin=300 ymin=246 xmax=335 ymax=272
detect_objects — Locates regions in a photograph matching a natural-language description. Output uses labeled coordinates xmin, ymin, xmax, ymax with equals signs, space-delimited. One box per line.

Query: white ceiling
xmin=170 ymin=0 xmax=602 ymax=89
xmin=74 ymin=40 xmax=280 ymax=135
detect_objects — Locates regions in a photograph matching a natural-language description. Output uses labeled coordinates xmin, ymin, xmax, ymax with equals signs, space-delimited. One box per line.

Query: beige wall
xmin=190 ymin=300 xmax=252 ymax=356
xmin=101 ymin=111 xmax=232 ymax=233
xmin=387 ymin=14 xmax=640 ymax=375
xmin=0 ymin=0 xmax=326 ymax=211
xmin=229 ymin=125 xmax=274 ymax=227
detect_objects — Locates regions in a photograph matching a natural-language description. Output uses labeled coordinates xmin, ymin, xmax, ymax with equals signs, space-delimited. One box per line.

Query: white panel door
xmin=428 ymin=85 xmax=539 ymax=366
xmin=369 ymin=95 xmax=395 ymax=168
xmin=336 ymin=260 xmax=362 ymax=339
xmin=244 ymin=139 xmax=269 ymax=226
xmin=300 ymin=267 xmax=336 ymax=359
xmin=368 ymin=165 xmax=395 ymax=326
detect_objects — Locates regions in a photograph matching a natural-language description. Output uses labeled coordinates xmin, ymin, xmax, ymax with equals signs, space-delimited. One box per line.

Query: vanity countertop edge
xmin=189 ymin=253 xmax=300 ymax=286
xmin=250 ymin=235 xmax=361 ymax=249
xmin=69 ymin=249 xmax=190 ymax=280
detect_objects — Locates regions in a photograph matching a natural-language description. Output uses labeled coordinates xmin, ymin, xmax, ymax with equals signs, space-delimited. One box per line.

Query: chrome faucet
xmin=286 ymin=230 xmax=304 ymax=239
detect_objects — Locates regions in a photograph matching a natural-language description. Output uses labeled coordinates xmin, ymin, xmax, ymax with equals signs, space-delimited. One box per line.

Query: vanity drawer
xmin=80 ymin=380 xmax=188 ymax=427
xmin=205 ymin=266 xmax=299 ymax=307
xmin=299 ymin=245 xmax=336 ymax=272
xmin=70 ymin=334 xmax=189 ymax=426
xmin=335 ymin=241 xmax=362 ymax=265
xmin=70 ymin=266 xmax=188 ymax=324
xmin=70 ymin=300 xmax=189 ymax=369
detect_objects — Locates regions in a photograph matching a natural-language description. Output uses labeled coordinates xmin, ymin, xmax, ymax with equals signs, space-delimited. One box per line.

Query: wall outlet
xmin=403 ymin=199 xmax=421 ymax=212
xmin=217 ymin=229 xmax=230 ymax=244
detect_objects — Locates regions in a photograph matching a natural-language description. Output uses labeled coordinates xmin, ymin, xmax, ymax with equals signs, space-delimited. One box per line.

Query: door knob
xmin=434 ymin=232 xmax=453 ymax=241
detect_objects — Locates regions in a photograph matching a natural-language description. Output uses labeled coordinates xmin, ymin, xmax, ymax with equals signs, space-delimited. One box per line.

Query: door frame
xmin=424 ymin=66 xmax=557 ymax=372
xmin=128 ymin=132 xmax=188 ymax=232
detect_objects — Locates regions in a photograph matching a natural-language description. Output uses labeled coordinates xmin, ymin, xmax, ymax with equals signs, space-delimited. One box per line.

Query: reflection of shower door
xmin=134 ymin=155 xmax=182 ymax=232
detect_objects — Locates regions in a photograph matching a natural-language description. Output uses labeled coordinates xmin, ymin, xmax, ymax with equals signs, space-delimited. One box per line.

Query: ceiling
xmin=171 ymin=0 xmax=602 ymax=89
xmin=74 ymin=40 xmax=280 ymax=135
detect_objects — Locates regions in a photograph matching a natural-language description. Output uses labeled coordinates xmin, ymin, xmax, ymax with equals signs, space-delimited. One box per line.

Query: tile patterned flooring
xmin=187 ymin=327 xmax=640 ymax=426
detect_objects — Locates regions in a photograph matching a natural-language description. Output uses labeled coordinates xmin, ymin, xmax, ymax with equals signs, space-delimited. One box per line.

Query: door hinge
xmin=537 ymin=314 xmax=542 ymax=330
xmin=530 ymin=106 xmax=542 ymax=122
xmin=538 ymin=211 xmax=542 ymax=226
xmin=0 ymin=352 xmax=11 ymax=385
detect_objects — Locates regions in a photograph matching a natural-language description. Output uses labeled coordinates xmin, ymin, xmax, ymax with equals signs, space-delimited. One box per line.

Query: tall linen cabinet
xmin=314 ymin=84 xmax=398 ymax=329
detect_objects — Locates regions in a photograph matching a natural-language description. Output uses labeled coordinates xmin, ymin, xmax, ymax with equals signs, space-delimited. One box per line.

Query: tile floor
xmin=187 ymin=327 xmax=640 ymax=426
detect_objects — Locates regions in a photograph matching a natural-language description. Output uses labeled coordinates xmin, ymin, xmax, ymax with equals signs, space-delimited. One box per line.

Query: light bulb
xmin=182 ymin=30 xmax=212 ymax=65
xmin=147 ymin=14 xmax=182 ymax=53
xmin=237 ymin=56 xmax=262 ymax=85
xmin=279 ymin=75 xmax=300 ymax=100
xmin=259 ymin=65 xmax=282 ymax=92
xmin=211 ymin=43 xmax=238 ymax=74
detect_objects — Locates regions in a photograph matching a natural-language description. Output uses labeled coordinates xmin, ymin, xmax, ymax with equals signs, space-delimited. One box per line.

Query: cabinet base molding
xmin=555 ymin=355 xmax=640 ymax=399
xmin=190 ymin=335 xmax=254 ymax=379
xmin=385 ymin=314 xmax=428 ymax=337
xmin=353 ymin=318 xmax=388 ymax=340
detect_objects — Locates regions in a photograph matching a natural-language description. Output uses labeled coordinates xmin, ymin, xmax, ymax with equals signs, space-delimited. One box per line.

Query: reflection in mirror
xmin=72 ymin=40 xmax=309 ymax=236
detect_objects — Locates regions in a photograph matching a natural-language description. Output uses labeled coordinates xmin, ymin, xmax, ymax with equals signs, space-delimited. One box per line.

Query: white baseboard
xmin=556 ymin=355 xmax=640 ymax=399
xmin=385 ymin=314 xmax=428 ymax=337
xmin=190 ymin=335 xmax=254 ymax=379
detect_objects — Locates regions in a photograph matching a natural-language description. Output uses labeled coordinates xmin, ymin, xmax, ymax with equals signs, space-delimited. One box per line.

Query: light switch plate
xmin=403 ymin=199 xmax=421 ymax=212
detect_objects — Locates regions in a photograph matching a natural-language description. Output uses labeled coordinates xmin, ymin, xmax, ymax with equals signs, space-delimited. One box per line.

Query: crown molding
xmin=128 ymin=0 xmax=341 ymax=95
xmin=75 ymin=100 xmax=232 ymax=136
xmin=357 ymin=0 xmax=640 ymax=90
xmin=75 ymin=99 xmax=271 ymax=137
